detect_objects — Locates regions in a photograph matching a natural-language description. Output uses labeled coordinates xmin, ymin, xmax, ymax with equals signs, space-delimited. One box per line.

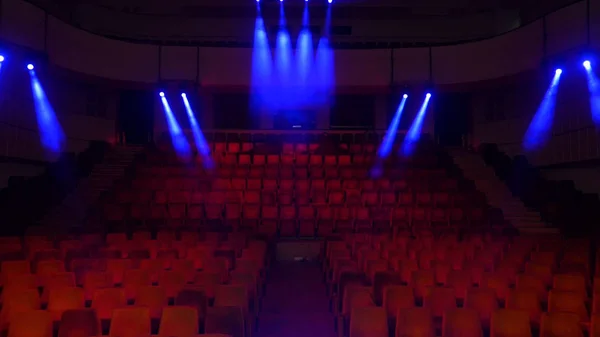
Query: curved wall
xmin=1 ymin=0 xmax=599 ymax=167
xmin=1 ymin=0 xmax=597 ymax=86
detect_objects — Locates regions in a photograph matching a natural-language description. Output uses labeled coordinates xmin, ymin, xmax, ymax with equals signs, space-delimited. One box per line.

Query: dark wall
xmin=118 ymin=90 xmax=154 ymax=144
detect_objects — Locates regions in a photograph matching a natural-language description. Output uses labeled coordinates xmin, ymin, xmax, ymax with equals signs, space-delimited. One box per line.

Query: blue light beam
xmin=295 ymin=3 xmax=314 ymax=88
xmin=181 ymin=93 xmax=213 ymax=169
xmin=402 ymin=93 xmax=432 ymax=156
xmin=379 ymin=94 xmax=408 ymax=158
xmin=274 ymin=2 xmax=293 ymax=107
xmin=250 ymin=5 xmax=272 ymax=109
xmin=160 ymin=94 xmax=191 ymax=159
xmin=523 ymin=69 xmax=563 ymax=151
xmin=315 ymin=4 xmax=334 ymax=102
xmin=583 ymin=61 xmax=600 ymax=125
xmin=28 ymin=69 xmax=65 ymax=155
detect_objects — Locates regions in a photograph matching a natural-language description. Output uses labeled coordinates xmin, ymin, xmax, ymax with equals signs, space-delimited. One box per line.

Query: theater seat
xmin=490 ymin=309 xmax=532 ymax=337
xmin=205 ymin=306 xmax=246 ymax=337
xmin=395 ymin=308 xmax=435 ymax=337
xmin=57 ymin=309 xmax=100 ymax=337
xmin=159 ymin=306 xmax=199 ymax=337
xmin=48 ymin=287 xmax=85 ymax=321
xmin=540 ymin=312 xmax=583 ymax=337
xmin=349 ymin=307 xmax=388 ymax=337
xmin=135 ymin=286 xmax=168 ymax=320
xmin=109 ymin=307 xmax=151 ymax=337
xmin=442 ymin=308 xmax=482 ymax=337
xmin=8 ymin=310 xmax=52 ymax=337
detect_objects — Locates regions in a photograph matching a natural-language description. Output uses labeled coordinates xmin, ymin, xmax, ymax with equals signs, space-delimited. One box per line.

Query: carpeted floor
xmin=256 ymin=262 xmax=337 ymax=337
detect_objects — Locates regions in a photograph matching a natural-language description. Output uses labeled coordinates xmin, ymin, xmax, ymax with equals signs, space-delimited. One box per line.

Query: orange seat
xmin=109 ymin=307 xmax=151 ymax=337
xmin=158 ymin=306 xmax=199 ymax=337
xmin=135 ymin=286 xmax=168 ymax=319
xmin=540 ymin=312 xmax=583 ymax=337
xmin=547 ymin=290 xmax=589 ymax=322
xmin=395 ymin=308 xmax=435 ymax=337
xmin=193 ymin=272 xmax=222 ymax=299
xmin=506 ymin=289 xmax=542 ymax=325
xmin=591 ymin=313 xmax=600 ymax=337
xmin=411 ymin=270 xmax=435 ymax=300
xmin=48 ymin=287 xmax=85 ymax=321
xmin=516 ymin=274 xmax=547 ymax=303
xmin=1 ymin=260 xmax=31 ymax=285
xmin=57 ymin=309 xmax=100 ymax=337
xmin=423 ymin=287 xmax=456 ymax=319
xmin=7 ymin=310 xmax=52 ymax=337
xmin=383 ymin=286 xmax=415 ymax=319
xmin=0 ymin=289 xmax=40 ymax=329
xmin=214 ymin=285 xmax=250 ymax=313
xmin=106 ymin=259 xmax=133 ymax=285
xmin=83 ymin=271 xmax=113 ymax=300
xmin=490 ymin=309 xmax=532 ymax=337
xmin=553 ymin=274 xmax=587 ymax=297
xmin=480 ymin=273 xmax=510 ymax=303
xmin=442 ymin=308 xmax=482 ymax=337
xmin=465 ymin=288 xmax=498 ymax=328
xmin=446 ymin=270 xmax=471 ymax=300
xmin=349 ymin=306 xmax=388 ymax=337
xmin=158 ymin=270 xmax=187 ymax=298
xmin=123 ymin=269 xmax=152 ymax=300
xmin=92 ymin=288 xmax=127 ymax=320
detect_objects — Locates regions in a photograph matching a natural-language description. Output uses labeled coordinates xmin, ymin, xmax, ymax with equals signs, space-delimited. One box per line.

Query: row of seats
xmin=7 ymin=307 xmax=241 ymax=337
xmin=0 ymin=232 xmax=266 ymax=337
xmin=323 ymin=233 xmax=593 ymax=337
xmin=114 ymin=189 xmax=470 ymax=206
xmin=127 ymin=177 xmax=458 ymax=192
xmin=102 ymin=204 xmax=487 ymax=236
xmin=148 ymin=151 xmax=438 ymax=166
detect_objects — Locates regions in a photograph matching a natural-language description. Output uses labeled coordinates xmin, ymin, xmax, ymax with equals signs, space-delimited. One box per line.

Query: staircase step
xmin=448 ymin=147 xmax=555 ymax=232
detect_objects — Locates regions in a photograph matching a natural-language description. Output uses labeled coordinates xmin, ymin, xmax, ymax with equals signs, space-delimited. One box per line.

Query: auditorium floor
xmin=256 ymin=261 xmax=336 ymax=337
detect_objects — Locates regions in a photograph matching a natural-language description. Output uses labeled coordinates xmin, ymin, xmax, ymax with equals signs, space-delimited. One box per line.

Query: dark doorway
xmin=118 ymin=90 xmax=154 ymax=145
xmin=434 ymin=93 xmax=471 ymax=147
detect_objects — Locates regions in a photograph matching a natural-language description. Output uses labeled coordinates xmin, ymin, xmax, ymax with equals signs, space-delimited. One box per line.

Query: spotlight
xmin=181 ymin=93 xmax=187 ymax=98
xmin=0 ymin=55 xmax=4 ymax=63
xmin=159 ymin=92 xmax=165 ymax=97
xmin=328 ymin=0 xmax=332 ymax=3
xmin=583 ymin=60 xmax=591 ymax=70
xmin=403 ymin=94 xmax=408 ymax=99
xmin=555 ymin=68 xmax=562 ymax=75
xmin=27 ymin=64 xmax=34 ymax=70
xmin=426 ymin=93 xmax=431 ymax=98
xmin=280 ymin=0 xmax=283 ymax=2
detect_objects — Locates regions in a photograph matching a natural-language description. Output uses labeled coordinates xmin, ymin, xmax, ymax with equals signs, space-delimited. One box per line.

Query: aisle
xmin=256 ymin=262 xmax=336 ymax=337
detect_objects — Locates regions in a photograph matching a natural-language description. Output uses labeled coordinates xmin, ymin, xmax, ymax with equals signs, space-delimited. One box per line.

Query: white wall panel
xmin=160 ymin=46 xmax=198 ymax=81
xmin=546 ymin=1 xmax=587 ymax=56
xmin=393 ymin=48 xmax=430 ymax=83
xmin=47 ymin=17 xmax=158 ymax=83
xmin=0 ymin=0 xmax=45 ymax=51
xmin=432 ymin=21 xmax=543 ymax=84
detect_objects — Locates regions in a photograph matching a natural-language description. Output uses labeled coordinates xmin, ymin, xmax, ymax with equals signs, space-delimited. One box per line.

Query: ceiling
xmin=32 ymin=0 xmax=577 ymax=26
